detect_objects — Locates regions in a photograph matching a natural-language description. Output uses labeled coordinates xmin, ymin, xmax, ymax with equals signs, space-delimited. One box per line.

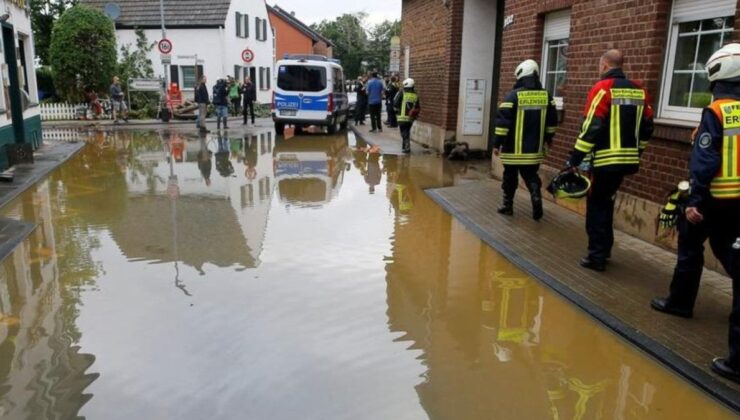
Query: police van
xmin=272 ymin=55 xmax=349 ymax=136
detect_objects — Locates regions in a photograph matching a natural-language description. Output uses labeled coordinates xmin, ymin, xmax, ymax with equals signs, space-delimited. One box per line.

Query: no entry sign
xmin=158 ymin=38 xmax=173 ymax=54
xmin=241 ymin=48 xmax=255 ymax=63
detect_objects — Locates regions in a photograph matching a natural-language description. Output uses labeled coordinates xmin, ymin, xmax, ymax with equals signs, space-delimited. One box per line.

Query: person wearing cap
xmin=492 ymin=59 xmax=558 ymax=220
xmin=650 ymin=44 xmax=740 ymax=383
xmin=565 ymin=49 xmax=654 ymax=272
xmin=393 ymin=78 xmax=420 ymax=154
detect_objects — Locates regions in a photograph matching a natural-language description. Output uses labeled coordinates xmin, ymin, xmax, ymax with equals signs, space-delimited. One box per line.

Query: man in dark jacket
xmin=212 ymin=78 xmax=230 ymax=130
xmin=493 ymin=59 xmax=558 ymax=220
xmin=194 ymin=75 xmax=210 ymax=133
xmin=355 ymin=76 xmax=368 ymax=126
xmin=565 ymin=49 xmax=654 ymax=271
xmin=241 ymin=76 xmax=257 ymax=125
xmin=385 ymin=76 xmax=400 ymax=128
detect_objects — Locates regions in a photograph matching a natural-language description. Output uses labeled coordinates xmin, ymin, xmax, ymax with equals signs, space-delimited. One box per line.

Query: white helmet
xmin=403 ymin=78 xmax=415 ymax=89
xmin=515 ymin=59 xmax=540 ymax=80
xmin=706 ymin=43 xmax=740 ymax=82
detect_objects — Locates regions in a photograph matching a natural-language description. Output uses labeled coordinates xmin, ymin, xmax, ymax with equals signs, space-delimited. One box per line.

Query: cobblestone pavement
xmin=426 ymin=179 xmax=740 ymax=409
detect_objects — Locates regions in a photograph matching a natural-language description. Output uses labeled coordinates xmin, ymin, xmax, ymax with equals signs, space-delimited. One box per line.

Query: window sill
xmin=28 ymin=103 xmax=39 ymax=108
xmin=654 ymin=117 xmax=698 ymax=129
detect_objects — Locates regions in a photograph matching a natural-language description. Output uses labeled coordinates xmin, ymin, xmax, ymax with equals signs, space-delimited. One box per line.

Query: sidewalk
xmin=42 ymin=116 xmax=274 ymax=130
xmin=350 ymin=122 xmax=429 ymax=155
xmin=426 ymin=179 xmax=739 ymax=410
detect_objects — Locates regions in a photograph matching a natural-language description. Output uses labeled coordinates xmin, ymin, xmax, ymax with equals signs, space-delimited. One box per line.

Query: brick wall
xmin=400 ymin=0 xmax=464 ymax=130
xmin=496 ymin=0 xmax=740 ymax=203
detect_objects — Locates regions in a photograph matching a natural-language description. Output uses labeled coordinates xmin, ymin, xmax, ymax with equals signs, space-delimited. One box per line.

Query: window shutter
xmin=262 ymin=19 xmax=267 ymax=41
xmin=543 ymin=9 xmax=570 ymax=41
xmin=170 ymin=65 xmax=179 ymax=86
xmin=266 ymin=67 xmax=271 ymax=89
xmin=196 ymin=65 xmax=204 ymax=80
xmin=259 ymin=67 xmax=265 ymax=89
xmin=236 ymin=12 xmax=241 ymax=37
xmin=234 ymin=65 xmax=240 ymax=80
xmin=256 ymin=17 xmax=261 ymax=40
xmin=244 ymin=14 xmax=250 ymax=38
xmin=672 ymin=0 xmax=735 ymax=23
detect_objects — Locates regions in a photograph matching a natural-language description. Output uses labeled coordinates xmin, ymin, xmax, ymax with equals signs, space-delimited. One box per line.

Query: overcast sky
xmin=270 ymin=0 xmax=401 ymax=26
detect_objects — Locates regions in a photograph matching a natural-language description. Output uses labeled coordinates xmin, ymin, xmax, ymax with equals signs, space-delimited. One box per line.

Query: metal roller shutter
xmin=672 ymin=0 xmax=735 ymax=23
xmin=543 ymin=9 xmax=571 ymax=41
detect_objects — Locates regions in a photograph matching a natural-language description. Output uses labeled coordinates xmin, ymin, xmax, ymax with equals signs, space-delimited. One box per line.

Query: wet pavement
xmin=0 ymin=127 xmax=735 ymax=419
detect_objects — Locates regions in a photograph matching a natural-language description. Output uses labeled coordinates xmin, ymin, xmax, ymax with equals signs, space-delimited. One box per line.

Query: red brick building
xmin=401 ymin=0 xmax=740 ymax=205
xmin=268 ymin=5 xmax=333 ymax=60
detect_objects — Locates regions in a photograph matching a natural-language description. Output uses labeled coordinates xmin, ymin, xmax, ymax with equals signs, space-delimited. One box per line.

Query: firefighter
xmin=650 ymin=44 xmax=740 ymax=383
xmin=565 ymin=49 xmax=654 ymax=272
xmin=493 ymin=59 xmax=558 ymax=220
xmin=393 ymin=78 xmax=420 ymax=154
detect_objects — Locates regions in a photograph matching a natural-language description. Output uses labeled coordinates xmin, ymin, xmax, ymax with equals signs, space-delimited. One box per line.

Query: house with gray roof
xmin=81 ymin=0 xmax=275 ymax=103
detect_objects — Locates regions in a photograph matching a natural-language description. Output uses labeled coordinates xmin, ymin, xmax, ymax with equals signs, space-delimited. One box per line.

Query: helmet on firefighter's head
xmin=403 ymin=78 xmax=415 ymax=89
xmin=515 ymin=59 xmax=540 ymax=80
xmin=547 ymin=171 xmax=591 ymax=199
xmin=707 ymin=43 xmax=740 ymax=83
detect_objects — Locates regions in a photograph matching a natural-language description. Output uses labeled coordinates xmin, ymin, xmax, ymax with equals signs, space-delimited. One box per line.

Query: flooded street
xmin=0 ymin=128 xmax=734 ymax=419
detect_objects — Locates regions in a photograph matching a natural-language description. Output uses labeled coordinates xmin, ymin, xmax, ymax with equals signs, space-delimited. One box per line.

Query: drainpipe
xmin=219 ymin=26 xmax=226 ymax=78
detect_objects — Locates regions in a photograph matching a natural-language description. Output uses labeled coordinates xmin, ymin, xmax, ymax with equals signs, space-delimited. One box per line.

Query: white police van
xmin=272 ymin=55 xmax=349 ymax=135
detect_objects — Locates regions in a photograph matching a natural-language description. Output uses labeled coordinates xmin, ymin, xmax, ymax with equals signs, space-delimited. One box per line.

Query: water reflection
xmin=0 ymin=128 xmax=733 ymax=419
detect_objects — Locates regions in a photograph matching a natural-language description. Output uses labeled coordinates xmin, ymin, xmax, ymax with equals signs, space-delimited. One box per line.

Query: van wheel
xmin=327 ymin=118 xmax=338 ymax=135
xmin=275 ymin=123 xmax=285 ymax=135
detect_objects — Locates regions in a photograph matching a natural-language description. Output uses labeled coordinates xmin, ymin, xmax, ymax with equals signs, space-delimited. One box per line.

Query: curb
xmin=425 ymin=186 xmax=740 ymax=414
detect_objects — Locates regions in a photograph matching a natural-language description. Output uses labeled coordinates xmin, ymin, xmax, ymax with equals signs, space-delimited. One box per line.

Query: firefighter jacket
xmin=687 ymin=81 xmax=740 ymax=206
xmin=394 ymin=89 xmax=420 ymax=123
xmin=493 ymin=76 xmax=558 ymax=165
xmin=568 ymin=68 xmax=654 ymax=174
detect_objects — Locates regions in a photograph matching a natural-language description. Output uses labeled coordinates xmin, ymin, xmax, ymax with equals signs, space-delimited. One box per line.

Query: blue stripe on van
xmin=275 ymin=94 xmax=330 ymax=112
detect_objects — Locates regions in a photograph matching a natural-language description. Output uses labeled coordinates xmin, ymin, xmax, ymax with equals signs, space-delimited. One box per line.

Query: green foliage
xmin=312 ymin=14 xmax=400 ymax=78
xmin=49 ymin=5 xmax=117 ymax=102
xmin=31 ymin=0 xmax=78 ymax=65
xmin=117 ymin=29 xmax=158 ymax=119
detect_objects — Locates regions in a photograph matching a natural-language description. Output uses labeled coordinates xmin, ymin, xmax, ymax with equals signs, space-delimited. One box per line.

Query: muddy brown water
xmin=0 ymin=128 xmax=733 ymax=419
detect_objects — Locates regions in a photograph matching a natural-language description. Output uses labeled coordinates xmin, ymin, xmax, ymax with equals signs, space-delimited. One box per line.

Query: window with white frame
xmin=660 ymin=0 xmax=736 ymax=121
xmin=236 ymin=12 xmax=250 ymax=38
xmin=541 ymin=9 xmax=570 ymax=108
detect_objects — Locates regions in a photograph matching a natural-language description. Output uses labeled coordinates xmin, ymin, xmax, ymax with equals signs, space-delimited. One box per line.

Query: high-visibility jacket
xmin=689 ymin=98 xmax=740 ymax=202
xmin=569 ymin=68 xmax=654 ymax=174
xmin=394 ymin=90 xmax=419 ymax=123
xmin=494 ymin=78 xmax=558 ymax=165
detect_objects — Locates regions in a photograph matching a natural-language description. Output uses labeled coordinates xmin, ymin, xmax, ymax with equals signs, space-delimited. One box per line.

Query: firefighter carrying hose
xmin=649 ymin=44 xmax=740 ymax=383
xmin=564 ymin=49 xmax=655 ymax=272
xmin=493 ymin=59 xmax=558 ymax=220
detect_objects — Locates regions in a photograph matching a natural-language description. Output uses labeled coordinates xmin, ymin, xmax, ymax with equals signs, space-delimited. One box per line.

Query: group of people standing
xmin=492 ymin=46 xmax=740 ymax=384
xmin=194 ymin=75 xmax=258 ymax=133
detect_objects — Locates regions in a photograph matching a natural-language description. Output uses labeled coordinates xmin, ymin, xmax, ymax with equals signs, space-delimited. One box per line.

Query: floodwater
xmin=0 ymin=127 xmax=734 ymax=419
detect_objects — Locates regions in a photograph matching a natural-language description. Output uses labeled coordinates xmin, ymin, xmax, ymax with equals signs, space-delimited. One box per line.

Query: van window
xmin=278 ymin=65 xmax=327 ymax=92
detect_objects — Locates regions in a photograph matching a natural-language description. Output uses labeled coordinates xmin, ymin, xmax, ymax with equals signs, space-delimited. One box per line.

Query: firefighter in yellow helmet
xmin=493 ymin=59 xmax=558 ymax=220
xmin=653 ymin=43 xmax=740 ymax=383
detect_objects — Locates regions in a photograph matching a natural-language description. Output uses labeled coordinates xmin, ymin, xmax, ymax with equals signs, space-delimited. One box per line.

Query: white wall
xmin=455 ymin=0 xmax=497 ymax=151
xmin=115 ymin=0 xmax=275 ymax=104
xmin=0 ymin=0 xmax=40 ymax=131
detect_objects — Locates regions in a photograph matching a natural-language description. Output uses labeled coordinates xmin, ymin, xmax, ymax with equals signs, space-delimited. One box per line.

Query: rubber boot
xmin=531 ymin=184 xmax=543 ymax=221
xmin=402 ymin=138 xmax=410 ymax=153
xmin=497 ymin=195 xmax=514 ymax=216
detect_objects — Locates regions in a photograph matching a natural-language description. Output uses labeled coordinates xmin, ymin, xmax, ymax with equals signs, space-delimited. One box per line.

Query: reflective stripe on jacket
xmin=706 ymin=99 xmax=740 ymax=199
xmin=397 ymin=91 xmax=419 ymax=123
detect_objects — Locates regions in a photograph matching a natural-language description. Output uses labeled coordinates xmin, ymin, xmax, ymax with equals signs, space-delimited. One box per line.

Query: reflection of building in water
xmin=0 ymin=179 xmax=98 ymax=419
xmin=92 ymin=129 xmax=276 ymax=270
xmin=383 ymin=157 xmax=665 ymax=419
xmin=273 ymin=135 xmax=350 ymax=207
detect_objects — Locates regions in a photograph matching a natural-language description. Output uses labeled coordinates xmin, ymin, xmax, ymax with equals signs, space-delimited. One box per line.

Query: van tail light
xmin=327 ymin=94 xmax=334 ymax=113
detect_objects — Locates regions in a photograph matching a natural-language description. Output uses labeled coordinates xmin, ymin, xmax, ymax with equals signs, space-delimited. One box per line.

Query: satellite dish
xmin=104 ymin=3 xmax=121 ymax=21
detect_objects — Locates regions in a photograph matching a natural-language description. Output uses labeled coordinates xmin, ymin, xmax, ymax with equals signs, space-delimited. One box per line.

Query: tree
xmin=49 ymin=5 xmax=117 ymax=102
xmin=117 ymin=29 xmax=159 ymax=118
xmin=31 ymin=0 xmax=78 ymax=66
xmin=312 ymin=13 xmax=368 ymax=78
xmin=366 ymin=20 xmax=401 ymax=74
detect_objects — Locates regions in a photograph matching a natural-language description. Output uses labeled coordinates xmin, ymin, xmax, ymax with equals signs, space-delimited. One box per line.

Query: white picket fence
xmin=42 ymin=128 xmax=84 ymax=143
xmin=40 ymin=102 xmax=86 ymax=121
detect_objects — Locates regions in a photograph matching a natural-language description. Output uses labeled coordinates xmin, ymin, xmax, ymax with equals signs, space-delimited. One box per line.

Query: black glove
xmin=658 ymin=188 xmax=683 ymax=229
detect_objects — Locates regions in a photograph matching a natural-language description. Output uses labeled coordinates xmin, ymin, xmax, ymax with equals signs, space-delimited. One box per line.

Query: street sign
xmin=389 ymin=36 xmax=401 ymax=74
xmin=129 ymin=78 xmax=163 ymax=92
xmin=241 ymin=48 xmax=255 ymax=63
xmin=161 ymin=54 xmax=171 ymax=65
xmin=158 ymin=38 xmax=173 ymax=54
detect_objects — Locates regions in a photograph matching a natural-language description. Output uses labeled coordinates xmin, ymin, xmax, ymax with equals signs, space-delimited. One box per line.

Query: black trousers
xmin=399 ymin=122 xmax=413 ymax=149
xmin=369 ymin=103 xmax=382 ymax=130
xmin=231 ymin=98 xmax=241 ymax=116
xmin=243 ymin=101 xmax=255 ymax=124
xmin=502 ymin=164 xmax=541 ymax=201
xmin=355 ymin=101 xmax=367 ymax=123
xmin=387 ymin=103 xmax=397 ymax=127
xmin=585 ymin=171 xmax=624 ymax=263
xmin=666 ymin=200 xmax=740 ymax=365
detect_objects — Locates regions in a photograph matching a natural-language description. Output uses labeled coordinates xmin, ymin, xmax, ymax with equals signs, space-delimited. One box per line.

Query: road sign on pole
xmin=161 ymin=54 xmax=172 ymax=65
xmin=241 ymin=48 xmax=255 ymax=63
xmin=158 ymin=38 xmax=173 ymax=55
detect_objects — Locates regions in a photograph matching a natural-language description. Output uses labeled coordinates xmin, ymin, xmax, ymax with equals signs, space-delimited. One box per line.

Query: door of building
xmin=2 ymin=24 xmax=24 ymax=144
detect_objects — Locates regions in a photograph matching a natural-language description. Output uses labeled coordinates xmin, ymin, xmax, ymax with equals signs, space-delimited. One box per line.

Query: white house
xmin=82 ymin=0 xmax=275 ymax=103
xmin=0 ymin=0 xmax=42 ymax=169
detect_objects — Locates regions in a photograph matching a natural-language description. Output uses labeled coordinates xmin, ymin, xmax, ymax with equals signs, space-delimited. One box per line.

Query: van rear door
xmin=276 ymin=65 xmax=328 ymax=119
